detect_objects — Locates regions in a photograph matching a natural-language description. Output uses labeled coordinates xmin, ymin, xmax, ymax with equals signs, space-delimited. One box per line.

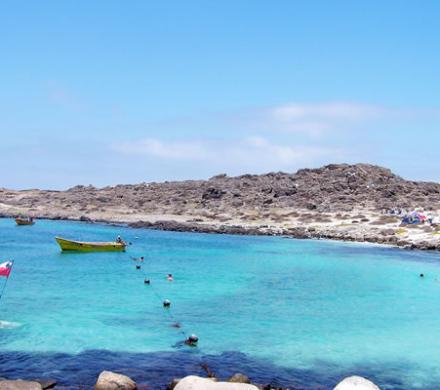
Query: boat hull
xmin=15 ymin=218 xmax=35 ymax=226
xmin=55 ymin=237 xmax=126 ymax=252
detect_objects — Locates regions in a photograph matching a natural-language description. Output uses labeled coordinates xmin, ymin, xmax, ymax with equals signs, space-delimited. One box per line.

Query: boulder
xmin=94 ymin=371 xmax=136 ymax=390
xmin=380 ymin=228 xmax=395 ymax=236
xmin=333 ymin=376 xmax=380 ymax=390
xmin=0 ymin=380 xmax=43 ymax=390
xmin=33 ymin=380 xmax=56 ymax=389
xmin=228 ymin=374 xmax=250 ymax=384
xmin=202 ymin=187 xmax=226 ymax=200
xmin=174 ymin=376 xmax=259 ymax=390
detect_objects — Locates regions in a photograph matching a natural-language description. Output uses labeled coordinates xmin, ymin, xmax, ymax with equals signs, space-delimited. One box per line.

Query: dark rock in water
xmin=228 ymin=373 xmax=251 ymax=383
xmin=167 ymin=378 xmax=181 ymax=390
xmin=286 ymin=227 xmax=309 ymax=239
xmin=261 ymin=385 xmax=286 ymax=390
xmin=79 ymin=215 xmax=92 ymax=222
xmin=0 ymin=380 xmax=43 ymax=390
xmin=32 ymin=380 xmax=56 ymax=389
xmin=201 ymin=363 xmax=217 ymax=379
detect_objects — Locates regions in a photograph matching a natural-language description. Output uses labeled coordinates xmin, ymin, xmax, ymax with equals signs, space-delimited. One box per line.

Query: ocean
xmin=0 ymin=218 xmax=439 ymax=389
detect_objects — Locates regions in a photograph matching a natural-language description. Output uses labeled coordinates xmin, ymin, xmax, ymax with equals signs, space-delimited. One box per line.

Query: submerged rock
xmin=228 ymin=374 xmax=251 ymax=383
xmin=0 ymin=380 xmax=42 ymax=390
xmin=167 ymin=378 xmax=181 ymax=390
xmin=94 ymin=371 xmax=136 ymax=390
xmin=174 ymin=376 xmax=258 ymax=390
xmin=333 ymin=375 xmax=380 ymax=390
xmin=32 ymin=380 xmax=56 ymax=390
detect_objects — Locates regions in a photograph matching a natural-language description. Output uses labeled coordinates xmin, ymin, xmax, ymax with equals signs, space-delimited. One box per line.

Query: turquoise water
xmin=0 ymin=219 xmax=440 ymax=389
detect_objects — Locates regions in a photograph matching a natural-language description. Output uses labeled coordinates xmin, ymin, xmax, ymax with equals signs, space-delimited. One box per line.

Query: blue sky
xmin=1 ymin=1 xmax=440 ymax=189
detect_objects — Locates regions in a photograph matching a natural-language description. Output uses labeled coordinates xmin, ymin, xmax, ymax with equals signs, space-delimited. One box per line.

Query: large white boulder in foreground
xmin=94 ymin=371 xmax=136 ymax=390
xmin=174 ymin=376 xmax=259 ymax=390
xmin=334 ymin=376 xmax=381 ymax=390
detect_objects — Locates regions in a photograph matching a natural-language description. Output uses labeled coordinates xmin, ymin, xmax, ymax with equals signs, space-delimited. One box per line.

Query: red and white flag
xmin=0 ymin=261 xmax=13 ymax=278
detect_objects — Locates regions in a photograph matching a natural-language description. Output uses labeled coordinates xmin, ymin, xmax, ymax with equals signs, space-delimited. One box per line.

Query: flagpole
xmin=0 ymin=260 xmax=14 ymax=304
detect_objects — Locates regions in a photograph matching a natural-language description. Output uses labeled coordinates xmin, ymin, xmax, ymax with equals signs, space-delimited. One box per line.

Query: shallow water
xmin=0 ymin=219 xmax=439 ymax=389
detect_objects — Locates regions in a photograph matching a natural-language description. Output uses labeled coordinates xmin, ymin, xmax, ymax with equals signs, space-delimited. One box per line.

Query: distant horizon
xmin=2 ymin=1 xmax=440 ymax=189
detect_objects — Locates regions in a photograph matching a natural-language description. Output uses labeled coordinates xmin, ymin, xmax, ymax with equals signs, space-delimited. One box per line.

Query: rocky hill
xmin=1 ymin=163 xmax=440 ymax=218
xmin=1 ymin=163 xmax=440 ymax=250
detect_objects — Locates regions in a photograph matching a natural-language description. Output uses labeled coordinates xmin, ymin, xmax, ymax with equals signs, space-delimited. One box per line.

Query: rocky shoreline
xmin=4 ymin=212 xmax=439 ymax=252
xmin=0 ymin=370 xmax=381 ymax=390
xmin=1 ymin=163 xmax=440 ymax=252
xmin=0 ymin=215 xmax=440 ymax=251
xmin=126 ymin=219 xmax=440 ymax=251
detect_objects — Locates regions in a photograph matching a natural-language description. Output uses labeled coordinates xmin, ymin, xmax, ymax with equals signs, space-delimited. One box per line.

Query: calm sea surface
xmin=0 ymin=219 xmax=439 ymax=389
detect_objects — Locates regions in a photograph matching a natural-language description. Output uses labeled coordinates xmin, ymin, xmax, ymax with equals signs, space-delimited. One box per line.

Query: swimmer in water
xmin=172 ymin=334 xmax=199 ymax=349
xmin=167 ymin=273 xmax=174 ymax=281
xmin=136 ymin=265 xmax=141 ymax=270
xmin=144 ymin=278 xmax=150 ymax=284
xmin=185 ymin=334 xmax=198 ymax=347
xmin=420 ymin=273 xmax=425 ymax=278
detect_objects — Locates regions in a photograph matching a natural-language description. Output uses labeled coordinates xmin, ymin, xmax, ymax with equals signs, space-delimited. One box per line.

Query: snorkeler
xmin=172 ymin=334 xmax=199 ymax=349
xmin=184 ymin=334 xmax=199 ymax=347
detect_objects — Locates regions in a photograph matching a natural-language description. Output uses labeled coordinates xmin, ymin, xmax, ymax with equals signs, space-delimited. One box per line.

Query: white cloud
xmin=244 ymin=136 xmax=332 ymax=164
xmin=109 ymin=101 xmax=390 ymax=178
xmin=164 ymin=101 xmax=388 ymax=138
xmin=257 ymin=102 xmax=385 ymax=136
xmin=271 ymin=102 xmax=383 ymax=122
xmin=112 ymin=136 xmax=341 ymax=174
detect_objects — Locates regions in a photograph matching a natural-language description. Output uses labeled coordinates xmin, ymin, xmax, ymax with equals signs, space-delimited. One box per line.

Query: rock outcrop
xmin=228 ymin=373 xmax=251 ymax=384
xmin=94 ymin=371 xmax=136 ymax=390
xmin=0 ymin=380 xmax=42 ymax=390
xmin=2 ymin=164 xmax=440 ymax=217
xmin=174 ymin=376 xmax=259 ymax=390
xmin=334 ymin=375 xmax=381 ymax=390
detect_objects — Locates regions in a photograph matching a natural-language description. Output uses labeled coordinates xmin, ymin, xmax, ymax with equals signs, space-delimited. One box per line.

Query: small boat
xmin=15 ymin=217 xmax=35 ymax=226
xmin=55 ymin=237 xmax=126 ymax=252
